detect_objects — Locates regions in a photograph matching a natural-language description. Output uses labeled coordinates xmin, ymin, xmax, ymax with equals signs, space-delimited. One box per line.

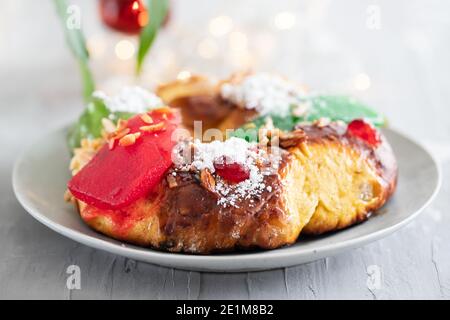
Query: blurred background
xmin=0 ymin=0 xmax=449 ymax=299
xmin=1 ymin=0 xmax=449 ymax=145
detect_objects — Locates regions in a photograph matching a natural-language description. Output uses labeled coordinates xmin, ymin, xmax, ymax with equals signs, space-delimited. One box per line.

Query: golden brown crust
xmin=77 ymin=151 xmax=315 ymax=253
xmin=156 ymin=75 xmax=217 ymax=102
xmin=295 ymin=123 xmax=397 ymax=234
xmin=156 ymin=74 xmax=258 ymax=136
xmin=73 ymin=123 xmax=397 ymax=253
xmin=69 ymin=74 xmax=398 ymax=253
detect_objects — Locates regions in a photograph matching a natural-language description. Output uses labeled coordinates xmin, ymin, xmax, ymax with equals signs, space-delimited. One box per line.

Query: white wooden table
xmin=0 ymin=0 xmax=449 ymax=299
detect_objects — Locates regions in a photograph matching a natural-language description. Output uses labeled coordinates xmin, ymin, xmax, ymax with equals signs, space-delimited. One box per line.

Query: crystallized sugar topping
xmin=215 ymin=165 xmax=267 ymax=208
xmin=193 ymin=138 xmax=256 ymax=173
xmin=93 ymin=86 xmax=164 ymax=113
xmin=220 ymin=73 xmax=306 ymax=117
xmin=173 ymin=137 xmax=259 ymax=173
xmin=173 ymin=137 xmax=281 ymax=208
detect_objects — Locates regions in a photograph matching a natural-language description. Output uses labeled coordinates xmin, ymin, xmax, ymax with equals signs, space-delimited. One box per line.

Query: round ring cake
xmin=66 ymin=72 xmax=397 ymax=254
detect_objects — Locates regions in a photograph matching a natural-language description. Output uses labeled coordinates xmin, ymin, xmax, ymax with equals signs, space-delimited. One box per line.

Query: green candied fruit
xmin=304 ymin=95 xmax=386 ymax=127
xmin=228 ymin=95 xmax=386 ymax=143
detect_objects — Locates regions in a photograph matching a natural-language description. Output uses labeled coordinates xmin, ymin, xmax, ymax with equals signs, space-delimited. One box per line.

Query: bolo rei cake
xmin=66 ymin=72 xmax=397 ymax=254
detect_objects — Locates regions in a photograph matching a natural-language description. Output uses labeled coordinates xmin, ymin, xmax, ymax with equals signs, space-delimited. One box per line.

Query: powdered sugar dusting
xmin=173 ymin=137 xmax=281 ymax=208
xmin=93 ymin=86 xmax=164 ymax=113
xmin=215 ymin=164 xmax=266 ymax=208
xmin=193 ymin=138 xmax=256 ymax=173
xmin=220 ymin=73 xmax=306 ymax=116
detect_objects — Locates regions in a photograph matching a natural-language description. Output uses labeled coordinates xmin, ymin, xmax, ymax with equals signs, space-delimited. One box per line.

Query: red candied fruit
xmin=68 ymin=110 xmax=181 ymax=210
xmin=347 ymin=119 xmax=381 ymax=147
xmin=214 ymin=160 xmax=250 ymax=183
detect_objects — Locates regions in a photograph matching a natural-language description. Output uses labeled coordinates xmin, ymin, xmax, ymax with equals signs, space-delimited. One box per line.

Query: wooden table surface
xmin=0 ymin=0 xmax=449 ymax=299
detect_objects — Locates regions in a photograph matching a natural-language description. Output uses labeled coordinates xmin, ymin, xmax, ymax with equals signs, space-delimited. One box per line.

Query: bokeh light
xmin=273 ymin=11 xmax=297 ymax=30
xmin=209 ymin=15 xmax=234 ymax=37
xmin=197 ymin=38 xmax=219 ymax=59
xmin=353 ymin=73 xmax=371 ymax=91
xmin=114 ymin=40 xmax=136 ymax=60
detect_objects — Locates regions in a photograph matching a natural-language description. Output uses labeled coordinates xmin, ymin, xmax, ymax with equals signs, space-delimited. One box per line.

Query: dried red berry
xmin=347 ymin=119 xmax=381 ymax=147
xmin=100 ymin=0 xmax=148 ymax=35
xmin=214 ymin=160 xmax=250 ymax=183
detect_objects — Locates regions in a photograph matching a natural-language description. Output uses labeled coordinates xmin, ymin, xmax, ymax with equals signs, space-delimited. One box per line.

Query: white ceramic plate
xmin=12 ymin=127 xmax=441 ymax=272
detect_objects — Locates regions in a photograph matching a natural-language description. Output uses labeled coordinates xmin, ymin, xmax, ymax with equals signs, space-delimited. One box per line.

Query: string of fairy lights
xmin=85 ymin=4 xmax=372 ymax=93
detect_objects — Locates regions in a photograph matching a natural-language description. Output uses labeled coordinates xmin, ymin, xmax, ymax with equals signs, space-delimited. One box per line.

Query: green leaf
xmin=136 ymin=0 xmax=169 ymax=74
xmin=53 ymin=0 xmax=95 ymax=101
xmin=110 ymin=111 xmax=137 ymax=121
xmin=67 ymin=98 xmax=110 ymax=150
xmin=78 ymin=60 xmax=96 ymax=103
xmin=304 ymin=95 xmax=386 ymax=127
xmin=66 ymin=100 xmax=141 ymax=150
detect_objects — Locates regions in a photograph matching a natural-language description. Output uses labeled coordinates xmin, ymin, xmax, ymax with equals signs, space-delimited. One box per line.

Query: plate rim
xmin=12 ymin=126 xmax=442 ymax=272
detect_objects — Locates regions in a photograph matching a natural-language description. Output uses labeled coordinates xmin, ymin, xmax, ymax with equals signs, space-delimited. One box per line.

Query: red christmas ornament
xmin=99 ymin=0 xmax=149 ymax=35
xmin=347 ymin=119 xmax=381 ymax=147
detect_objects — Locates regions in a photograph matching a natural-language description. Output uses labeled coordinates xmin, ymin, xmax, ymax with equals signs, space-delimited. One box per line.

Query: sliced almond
xmin=140 ymin=113 xmax=154 ymax=124
xmin=110 ymin=128 xmax=130 ymax=140
xmin=140 ymin=122 xmax=166 ymax=133
xmin=200 ymin=169 xmax=216 ymax=194
xmin=108 ymin=138 xmax=116 ymax=150
xmin=119 ymin=133 xmax=137 ymax=147
xmin=167 ymin=175 xmax=178 ymax=188
xmin=117 ymin=119 xmax=128 ymax=130
xmin=279 ymin=129 xmax=306 ymax=148
xmin=102 ymin=118 xmax=116 ymax=133
xmin=108 ymin=128 xmax=131 ymax=150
